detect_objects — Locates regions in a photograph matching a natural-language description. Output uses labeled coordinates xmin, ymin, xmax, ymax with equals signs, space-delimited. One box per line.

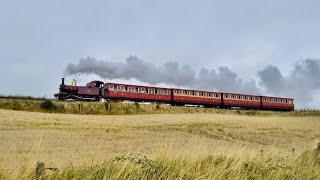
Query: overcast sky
xmin=1 ymin=0 xmax=320 ymax=107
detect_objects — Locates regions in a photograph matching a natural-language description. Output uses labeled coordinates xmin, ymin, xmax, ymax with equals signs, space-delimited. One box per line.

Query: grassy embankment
xmin=0 ymin=96 xmax=319 ymax=116
xmin=0 ymin=107 xmax=319 ymax=179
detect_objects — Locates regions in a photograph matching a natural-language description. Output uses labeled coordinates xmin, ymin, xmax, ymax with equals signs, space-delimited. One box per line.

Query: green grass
xmin=0 ymin=97 xmax=319 ymax=116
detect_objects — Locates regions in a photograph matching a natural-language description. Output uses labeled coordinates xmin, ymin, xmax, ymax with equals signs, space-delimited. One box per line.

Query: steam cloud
xmin=258 ymin=59 xmax=320 ymax=104
xmin=65 ymin=56 xmax=260 ymax=94
xmin=65 ymin=56 xmax=320 ymax=106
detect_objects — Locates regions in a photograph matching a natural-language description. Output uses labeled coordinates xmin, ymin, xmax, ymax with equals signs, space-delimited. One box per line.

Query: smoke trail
xmin=65 ymin=56 xmax=320 ymax=106
xmin=64 ymin=55 xmax=260 ymax=94
xmin=258 ymin=59 xmax=320 ymax=105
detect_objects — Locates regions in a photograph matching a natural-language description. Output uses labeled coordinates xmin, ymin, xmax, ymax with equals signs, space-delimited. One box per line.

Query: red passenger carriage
xmin=105 ymin=83 xmax=172 ymax=103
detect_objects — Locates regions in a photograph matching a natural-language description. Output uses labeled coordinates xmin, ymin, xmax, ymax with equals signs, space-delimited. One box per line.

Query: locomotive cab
xmin=86 ymin=81 xmax=104 ymax=88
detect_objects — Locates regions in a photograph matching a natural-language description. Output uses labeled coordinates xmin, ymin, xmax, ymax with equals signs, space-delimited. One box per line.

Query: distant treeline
xmin=0 ymin=95 xmax=49 ymax=100
xmin=0 ymin=96 xmax=320 ymax=116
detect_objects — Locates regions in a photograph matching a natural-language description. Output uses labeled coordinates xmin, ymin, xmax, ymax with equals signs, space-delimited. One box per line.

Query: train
xmin=55 ymin=78 xmax=294 ymax=111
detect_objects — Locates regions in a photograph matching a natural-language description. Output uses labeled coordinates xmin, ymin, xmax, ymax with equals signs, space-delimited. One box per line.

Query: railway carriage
xmin=222 ymin=93 xmax=261 ymax=109
xmin=261 ymin=96 xmax=294 ymax=110
xmin=172 ymin=89 xmax=221 ymax=107
xmin=105 ymin=83 xmax=172 ymax=103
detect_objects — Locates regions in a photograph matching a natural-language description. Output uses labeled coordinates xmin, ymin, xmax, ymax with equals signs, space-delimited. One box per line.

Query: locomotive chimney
xmin=61 ymin=77 xmax=65 ymax=85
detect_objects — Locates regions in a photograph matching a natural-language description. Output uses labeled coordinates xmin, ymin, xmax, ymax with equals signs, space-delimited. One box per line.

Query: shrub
xmin=134 ymin=102 xmax=140 ymax=110
xmin=40 ymin=100 xmax=56 ymax=111
xmin=11 ymin=101 xmax=22 ymax=110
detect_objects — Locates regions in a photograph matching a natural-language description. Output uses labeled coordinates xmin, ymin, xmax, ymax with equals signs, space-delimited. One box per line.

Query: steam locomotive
xmin=55 ymin=78 xmax=294 ymax=111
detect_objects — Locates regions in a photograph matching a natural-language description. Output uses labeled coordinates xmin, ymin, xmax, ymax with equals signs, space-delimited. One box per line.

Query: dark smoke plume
xmin=64 ymin=55 xmax=260 ymax=94
xmin=258 ymin=59 xmax=320 ymax=104
xmin=65 ymin=56 xmax=320 ymax=106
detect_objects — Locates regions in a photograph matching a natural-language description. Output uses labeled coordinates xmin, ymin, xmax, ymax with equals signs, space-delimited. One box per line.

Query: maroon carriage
xmin=171 ymin=89 xmax=221 ymax=107
xmin=104 ymin=83 xmax=172 ymax=103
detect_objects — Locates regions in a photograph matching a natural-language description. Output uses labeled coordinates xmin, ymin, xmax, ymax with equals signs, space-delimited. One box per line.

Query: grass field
xmin=0 ymin=107 xmax=319 ymax=179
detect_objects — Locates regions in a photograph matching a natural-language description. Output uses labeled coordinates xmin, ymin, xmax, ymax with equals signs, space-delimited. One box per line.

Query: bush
xmin=40 ymin=100 xmax=56 ymax=111
xmin=11 ymin=101 xmax=22 ymax=110
xmin=134 ymin=102 xmax=140 ymax=110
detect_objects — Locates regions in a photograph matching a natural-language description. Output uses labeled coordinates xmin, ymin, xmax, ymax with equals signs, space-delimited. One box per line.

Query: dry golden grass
xmin=0 ymin=109 xmax=319 ymax=179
